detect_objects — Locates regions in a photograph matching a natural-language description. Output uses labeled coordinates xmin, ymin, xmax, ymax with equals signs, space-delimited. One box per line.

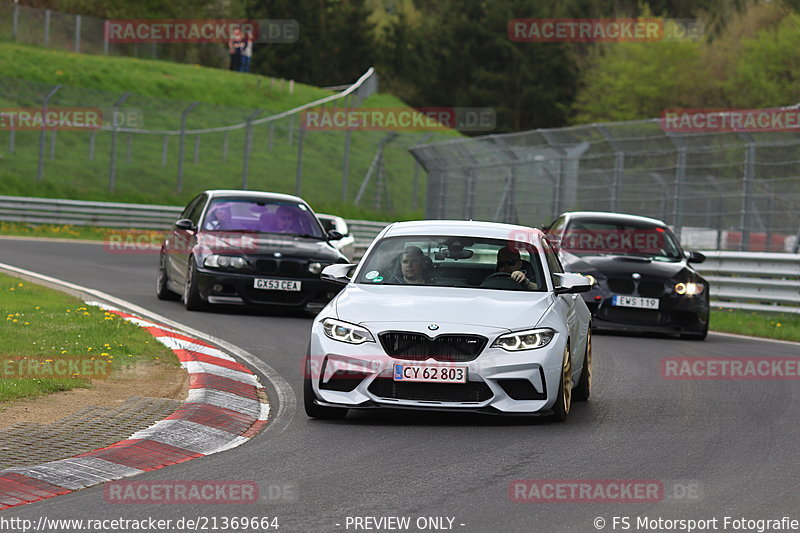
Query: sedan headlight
xmin=674 ymin=282 xmax=704 ymax=295
xmin=204 ymin=255 xmax=248 ymax=269
xmin=491 ymin=328 xmax=555 ymax=351
xmin=308 ymin=262 xmax=326 ymax=275
xmin=321 ymin=318 xmax=374 ymax=344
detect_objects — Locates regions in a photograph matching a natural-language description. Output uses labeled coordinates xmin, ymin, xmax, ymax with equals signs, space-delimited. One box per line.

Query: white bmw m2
xmin=305 ymin=220 xmax=593 ymax=422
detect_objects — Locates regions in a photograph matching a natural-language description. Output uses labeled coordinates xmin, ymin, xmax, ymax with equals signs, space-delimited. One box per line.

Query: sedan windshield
xmin=355 ymin=236 xmax=546 ymax=291
xmin=201 ymin=198 xmax=325 ymax=238
xmin=561 ymin=219 xmax=683 ymax=260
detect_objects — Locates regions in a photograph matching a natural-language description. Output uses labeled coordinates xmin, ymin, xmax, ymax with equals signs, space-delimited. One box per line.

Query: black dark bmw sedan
xmin=546 ymin=211 xmax=709 ymax=340
xmin=156 ymin=190 xmax=349 ymax=313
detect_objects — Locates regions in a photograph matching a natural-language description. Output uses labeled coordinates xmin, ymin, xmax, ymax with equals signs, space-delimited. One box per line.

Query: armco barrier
xmin=1 ymin=196 xmax=797 ymax=313
xmin=695 ymin=251 xmax=800 ymax=314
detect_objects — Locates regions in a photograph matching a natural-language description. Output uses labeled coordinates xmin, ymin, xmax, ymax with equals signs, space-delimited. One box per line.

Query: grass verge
xmin=711 ymin=308 xmax=800 ymax=343
xmin=0 ymin=272 xmax=177 ymax=403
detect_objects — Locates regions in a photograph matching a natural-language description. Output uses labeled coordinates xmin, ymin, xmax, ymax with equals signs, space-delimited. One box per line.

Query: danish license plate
xmin=393 ymin=364 xmax=467 ymax=383
xmin=253 ymin=279 xmax=301 ymax=291
xmin=611 ymin=295 xmax=659 ymax=309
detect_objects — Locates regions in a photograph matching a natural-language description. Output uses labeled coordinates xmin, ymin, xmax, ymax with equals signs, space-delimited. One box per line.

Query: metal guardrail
xmin=696 ymin=251 xmax=800 ymax=314
xmin=2 ymin=196 xmax=798 ymax=314
xmin=0 ymin=195 xmax=182 ymax=229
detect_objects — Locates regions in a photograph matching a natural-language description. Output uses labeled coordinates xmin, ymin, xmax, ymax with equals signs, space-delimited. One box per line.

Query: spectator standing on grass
xmin=228 ymin=27 xmax=244 ymax=71
xmin=240 ymin=31 xmax=254 ymax=73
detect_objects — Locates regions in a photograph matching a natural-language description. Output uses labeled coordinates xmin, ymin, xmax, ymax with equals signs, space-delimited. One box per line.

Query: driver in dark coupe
xmin=495 ymin=246 xmax=538 ymax=290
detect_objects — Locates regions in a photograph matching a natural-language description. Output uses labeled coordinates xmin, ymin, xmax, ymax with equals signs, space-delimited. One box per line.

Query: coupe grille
xmin=378 ymin=332 xmax=487 ymax=362
xmin=368 ymin=378 xmax=492 ymax=403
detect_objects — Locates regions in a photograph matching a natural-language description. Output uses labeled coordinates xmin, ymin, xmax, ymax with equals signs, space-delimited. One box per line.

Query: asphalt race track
xmin=1 ymin=238 xmax=799 ymax=533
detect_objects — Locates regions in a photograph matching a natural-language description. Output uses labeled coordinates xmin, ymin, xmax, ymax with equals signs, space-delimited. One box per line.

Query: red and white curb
xmin=0 ymin=302 xmax=269 ymax=510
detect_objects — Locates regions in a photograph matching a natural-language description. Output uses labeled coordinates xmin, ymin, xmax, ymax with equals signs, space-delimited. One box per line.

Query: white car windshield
xmin=355 ymin=236 xmax=546 ymax=291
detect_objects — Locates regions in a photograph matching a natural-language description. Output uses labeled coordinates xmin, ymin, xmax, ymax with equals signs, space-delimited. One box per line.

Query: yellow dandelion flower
xmin=101 ymin=352 xmax=109 ymax=356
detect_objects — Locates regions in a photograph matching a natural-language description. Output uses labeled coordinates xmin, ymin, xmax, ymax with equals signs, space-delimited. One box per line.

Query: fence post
xmin=103 ymin=20 xmax=109 ymax=55
xmin=341 ymin=131 xmax=351 ymax=202
xmin=222 ymin=131 xmax=229 ymax=161
xmin=294 ymin=124 xmax=306 ymax=196
xmin=12 ymin=2 xmax=19 ymax=40
xmin=268 ymin=123 xmax=274 ymax=151
xmin=74 ymin=15 xmax=81 ymax=53
xmin=667 ymin=134 xmax=687 ymax=240
xmin=596 ymin=125 xmax=624 ymax=212
xmin=44 ymin=9 xmax=51 ymax=46
xmin=177 ymin=101 xmax=199 ymax=193
xmin=36 ymin=84 xmax=61 ymax=181
xmin=193 ymin=135 xmax=200 ymax=164
xmin=161 ymin=136 xmax=168 ymax=166
xmin=88 ymin=131 xmax=96 ymax=161
xmin=288 ymin=115 xmax=294 ymax=146
xmin=739 ymin=132 xmax=756 ymax=252
xmin=108 ymin=92 xmax=131 ymax=192
xmin=242 ymin=110 xmax=263 ymax=190
xmin=411 ymin=133 xmax=433 ymax=209
xmin=126 ymin=133 xmax=133 ymax=163
xmin=49 ymin=130 xmax=56 ymax=159
xmin=9 ymin=115 xmax=15 ymax=154
xmin=355 ymin=133 xmax=398 ymax=205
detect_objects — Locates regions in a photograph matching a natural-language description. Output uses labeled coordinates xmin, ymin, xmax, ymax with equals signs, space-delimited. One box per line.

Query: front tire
xmin=551 ymin=344 xmax=573 ymax=423
xmin=574 ymin=330 xmax=592 ymax=402
xmin=183 ymin=257 xmax=206 ymax=311
xmin=304 ymin=353 xmax=348 ymax=420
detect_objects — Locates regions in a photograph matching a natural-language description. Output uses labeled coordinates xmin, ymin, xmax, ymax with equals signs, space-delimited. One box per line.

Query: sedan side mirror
xmin=553 ymin=272 xmax=593 ymax=294
xmin=321 ymin=263 xmax=356 ymax=284
xmin=685 ymin=251 xmax=706 ymax=264
xmin=175 ymin=218 xmax=195 ymax=231
xmin=327 ymin=230 xmax=344 ymax=241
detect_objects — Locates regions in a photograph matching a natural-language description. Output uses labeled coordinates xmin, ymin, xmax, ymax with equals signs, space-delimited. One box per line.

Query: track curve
xmin=0 ymin=238 xmax=798 ymax=532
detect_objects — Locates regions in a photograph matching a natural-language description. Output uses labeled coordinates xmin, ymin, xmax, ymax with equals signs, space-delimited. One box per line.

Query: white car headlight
xmin=674 ymin=282 xmax=704 ymax=295
xmin=321 ymin=318 xmax=375 ymax=345
xmin=492 ymin=328 xmax=555 ymax=351
xmin=204 ymin=255 xmax=247 ymax=269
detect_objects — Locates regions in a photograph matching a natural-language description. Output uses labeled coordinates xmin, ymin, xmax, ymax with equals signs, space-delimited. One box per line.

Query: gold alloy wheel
xmin=562 ymin=346 xmax=573 ymax=414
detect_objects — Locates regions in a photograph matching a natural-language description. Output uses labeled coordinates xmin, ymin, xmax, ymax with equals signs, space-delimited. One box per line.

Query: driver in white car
xmin=495 ymin=246 xmax=538 ymax=290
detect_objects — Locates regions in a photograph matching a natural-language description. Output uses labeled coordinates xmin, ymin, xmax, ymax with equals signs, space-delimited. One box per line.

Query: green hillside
xmin=0 ymin=43 xmax=455 ymax=220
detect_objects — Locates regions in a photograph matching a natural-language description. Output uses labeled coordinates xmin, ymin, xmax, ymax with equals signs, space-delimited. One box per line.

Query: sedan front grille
xmin=607 ymin=278 xmax=635 ymax=294
xmin=368 ymin=378 xmax=492 ymax=403
xmin=378 ymin=332 xmax=487 ymax=362
xmin=255 ymin=258 xmax=312 ymax=278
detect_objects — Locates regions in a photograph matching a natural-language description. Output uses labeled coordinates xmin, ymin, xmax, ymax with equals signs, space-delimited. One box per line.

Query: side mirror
xmin=327 ymin=230 xmax=344 ymax=241
xmin=321 ymin=263 xmax=356 ymax=284
xmin=685 ymin=251 xmax=706 ymax=264
xmin=553 ymin=272 xmax=593 ymax=294
xmin=175 ymin=219 xmax=195 ymax=231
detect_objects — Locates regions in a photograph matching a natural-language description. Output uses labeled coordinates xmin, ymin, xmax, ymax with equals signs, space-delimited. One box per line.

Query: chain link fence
xmin=0 ymin=2 xmax=228 ymax=65
xmin=411 ymin=118 xmax=800 ymax=252
xmin=0 ymin=68 xmax=450 ymax=212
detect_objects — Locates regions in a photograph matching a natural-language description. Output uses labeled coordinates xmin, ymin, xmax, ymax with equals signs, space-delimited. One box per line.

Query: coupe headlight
xmin=674 ymin=282 xmax=704 ymax=295
xmin=204 ymin=255 xmax=248 ymax=269
xmin=321 ymin=318 xmax=374 ymax=344
xmin=491 ymin=328 xmax=555 ymax=351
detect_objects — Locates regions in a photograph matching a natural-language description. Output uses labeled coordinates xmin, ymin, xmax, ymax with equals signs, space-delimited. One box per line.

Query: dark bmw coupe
xmin=156 ymin=190 xmax=349 ymax=313
xmin=545 ymin=212 xmax=709 ymax=340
